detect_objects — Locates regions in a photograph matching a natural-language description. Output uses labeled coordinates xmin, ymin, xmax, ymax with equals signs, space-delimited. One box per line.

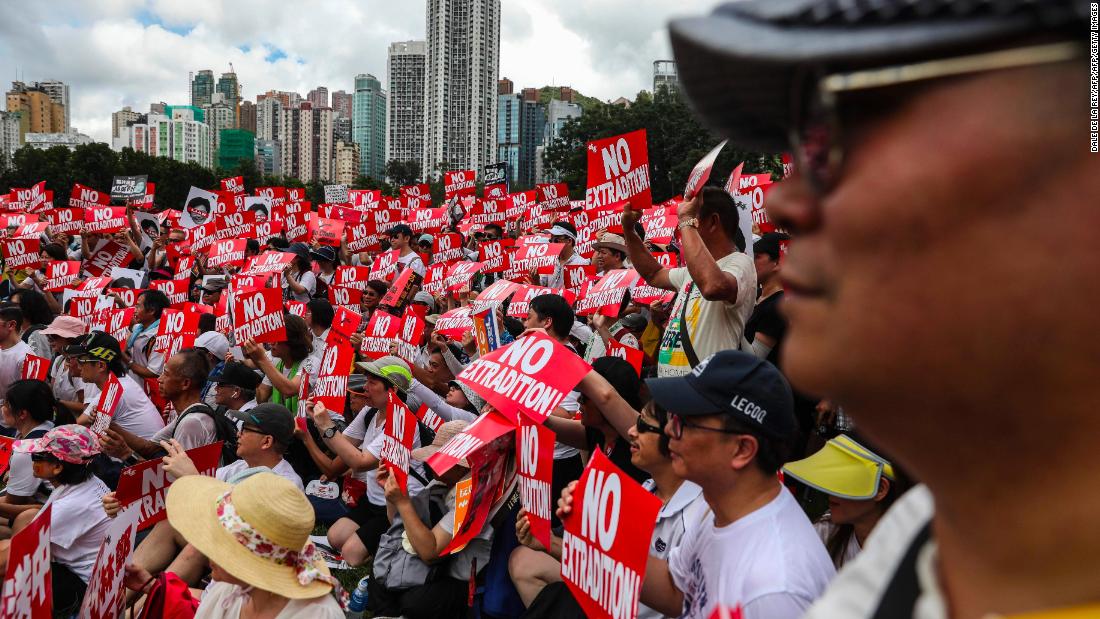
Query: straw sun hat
xmin=166 ymin=471 xmax=342 ymax=601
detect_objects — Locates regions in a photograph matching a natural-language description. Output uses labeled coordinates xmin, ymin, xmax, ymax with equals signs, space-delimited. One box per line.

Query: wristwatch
xmin=321 ymin=426 xmax=339 ymax=440
xmin=678 ymin=218 xmax=699 ymax=230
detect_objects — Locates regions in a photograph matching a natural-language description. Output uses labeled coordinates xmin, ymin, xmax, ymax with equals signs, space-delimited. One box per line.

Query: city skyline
xmin=0 ymin=0 xmax=713 ymax=144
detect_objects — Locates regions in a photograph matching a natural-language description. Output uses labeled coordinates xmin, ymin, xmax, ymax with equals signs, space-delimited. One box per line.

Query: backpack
xmin=131 ymin=572 xmax=200 ymax=619
xmin=174 ymin=403 xmax=242 ymax=465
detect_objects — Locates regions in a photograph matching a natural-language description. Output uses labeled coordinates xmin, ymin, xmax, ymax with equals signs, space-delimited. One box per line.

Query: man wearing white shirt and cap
xmin=533 ymin=222 xmax=590 ymax=289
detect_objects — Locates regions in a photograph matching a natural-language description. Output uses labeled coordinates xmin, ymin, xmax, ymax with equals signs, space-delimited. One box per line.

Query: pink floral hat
xmin=14 ymin=424 xmax=101 ymax=464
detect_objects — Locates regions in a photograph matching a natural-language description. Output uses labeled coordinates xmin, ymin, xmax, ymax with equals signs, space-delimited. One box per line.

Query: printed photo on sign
xmin=181 ymin=187 xmax=218 ymax=228
xmin=111 ymin=174 xmax=148 ymax=200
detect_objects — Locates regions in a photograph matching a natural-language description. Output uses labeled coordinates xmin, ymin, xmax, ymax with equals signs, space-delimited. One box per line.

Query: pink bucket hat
xmin=40 ymin=315 xmax=87 ymax=340
xmin=14 ymin=424 xmax=101 ymax=464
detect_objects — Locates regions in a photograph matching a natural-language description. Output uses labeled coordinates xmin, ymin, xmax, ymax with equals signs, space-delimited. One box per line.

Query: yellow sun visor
xmin=782 ymin=435 xmax=894 ymax=500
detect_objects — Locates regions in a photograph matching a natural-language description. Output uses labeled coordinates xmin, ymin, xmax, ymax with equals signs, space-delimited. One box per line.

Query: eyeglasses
xmin=76 ymin=358 xmax=101 ymax=365
xmin=667 ymin=412 xmax=744 ymax=440
xmin=635 ymin=416 xmax=663 ymax=435
xmin=238 ymin=425 xmax=269 ymax=437
xmin=790 ymin=41 xmax=1083 ymax=195
xmin=30 ymin=452 xmax=58 ymax=463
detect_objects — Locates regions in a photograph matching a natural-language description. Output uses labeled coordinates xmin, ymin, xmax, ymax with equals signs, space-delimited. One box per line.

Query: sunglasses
xmin=31 ymin=452 xmax=58 ymax=463
xmin=790 ymin=41 xmax=1082 ymax=196
xmin=238 ymin=425 xmax=269 ymax=437
xmin=635 ymin=416 xmax=663 ymax=435
xmin=667 ymin=412 xmax=744 ymax=440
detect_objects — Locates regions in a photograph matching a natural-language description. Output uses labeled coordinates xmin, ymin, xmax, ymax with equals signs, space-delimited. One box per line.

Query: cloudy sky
xmin=0 ymin=0 xmax=715 ymax=144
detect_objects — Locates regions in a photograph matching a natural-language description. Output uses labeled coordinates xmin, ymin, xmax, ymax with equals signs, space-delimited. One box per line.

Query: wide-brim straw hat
xmin=166 ymin=472 xmax=333 ymax=599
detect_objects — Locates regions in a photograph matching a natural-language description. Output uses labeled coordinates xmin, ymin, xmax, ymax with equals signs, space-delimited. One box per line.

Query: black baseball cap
xmin=64 ymin=330 xmax=122 ymax=364
xmin=668 ymin=0 xmax=1087 ymax=153
xmin=387 ymin=224 xmax=414 ymax=238
xmin=214 ymin=361 xmax=262 ymax=391
xmin=646 ymin=350 xmax=796 ymax=439
xmin=229 ymin=403 xmax=296 ymax=446
xmin=287 ymin=242 xmax=311 ymax=261
xmin=754 ymin=232 xmax=790 ymax=261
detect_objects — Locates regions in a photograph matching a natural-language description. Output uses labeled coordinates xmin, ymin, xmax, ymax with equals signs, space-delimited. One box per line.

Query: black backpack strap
xmin=677 ymin=283 xmax=701 ymax=368
xmin=869 ymin=522 xmax=933 ymax=619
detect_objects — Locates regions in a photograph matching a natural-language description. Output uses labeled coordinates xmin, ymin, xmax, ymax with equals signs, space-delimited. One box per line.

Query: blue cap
xmin=646 ymin=350 xmax=796 ymax=439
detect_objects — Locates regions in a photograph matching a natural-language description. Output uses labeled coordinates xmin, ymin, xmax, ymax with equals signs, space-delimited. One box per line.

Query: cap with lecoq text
xmin=646 ymin=350 xmax=796 ymax=439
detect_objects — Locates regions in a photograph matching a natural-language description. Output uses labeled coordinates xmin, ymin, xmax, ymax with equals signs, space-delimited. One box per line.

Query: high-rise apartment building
xmin=118 ymin=107 xmax=214 ymax=169
xmin=653 ymin=60 xmax=679 ymax=95
xmin=0 ymin=111 xmax=22 ymax=169
xmin=331 ymin=90 xmax=353 ymax=119
xmin=334 ymin=141 xmax=361 ymax=186
xmin=385 ymin=41 xmax=426 ymax=179
xmin=307 ymin=87 xmax=329 ymax=109
xmin=112 ymin=106 xmax=143 ymax=139
xmin=334 ymin=117 xmax=352 ymax=143
xmin=203 ymin=94 xmax=236 ymax=150
xmin=191 ymin=70 xmax=215 ymax=107
xmin=352 ymin=74 xmax=386 ymax=179
xmin=239 ymin=100 xmax=257 ymax=133
xmin=538 ymin=97 xmax=583 ymax=183
xmin=6 ymin=82 xmax=65 ymax=134
xmin=278 ymin=102 xmax=335 ymax=182
xmin=35 ymin=80 xmax=70 ymax=131
xmin=497 ymin=85 xmax=545 ymax=189
xmin=217 ymin=72 xmax=241 ymax=127
xmin=424 ymin=0 xmax=500 ymax=179
xmin=255 ymin=139 xmax=281 ymax=177
xmin=256 ymin=96 xmax=281 ymax=141
xmin=257 ymin=90 xmax=301 ymax=109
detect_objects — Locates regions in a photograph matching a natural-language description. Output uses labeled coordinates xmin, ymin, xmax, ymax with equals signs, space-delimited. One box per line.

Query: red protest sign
xmin=0 ymin=436 xmax=13 ymax=476
xmin=517 ymin=414 xmax=555 ymax=550
xmin=107 ymin=288 xmax=142 ymax=310
xmin=563 ymin=264 xmax=596 ymax=294
xmin=0 ymin=213 xmax=37 ymax=229
xmin=153 ymin=308 xmax=199 ymax=357
xmin=400 ymin=183 xmax=431 ymax=200
xmin=432 ymin=232 xmax=465 ymax=263
xmin=0 ymin=505 xmax=52 ymax=617
xmin=457 ymin=331 xmax=591 ymax=423
xmin=151 ymin=278 xmax=189 ymax=305
xmin=329 ymin=305 xmax=362 ymax=344
xmin=408 ymin=206 xmax=448 ymax=234
xmin=69 ymin=183 xmax=110 ymax=209
xmin=425 ymin=408 xmax=514 ymax=476
xmin=575 ymin=269 xmax=640 ymax=317
xmin=537 ymin=183 xmax=570 ymax=212
xmin=221 ymin=176 xmax=245 ymax=194
xmin=507 ymin=285 xmax=568 ymax=319
xmin=242 ymin=251 xmax=295 ymax=276
xmin=369 ymin=249 xmax=401 ymax=281
xmin=82 ymin=239 xmax=131 ymax=278
xmin=394 ymin=307 xmax=426 ymax=363
xmin=233 ymin=288 xmax=286 ymax=344
xmin=310 ymin=216 xmax=345 ymax=246
xmin=361 ymin=310 xmax=401 ymax=359
xmin=381 ymin=390 xmax=417 ymax=492
xmin=422 ymin=261 xmax=447 ymax=295
xmin=586 ymin=129 xmax=652 ymax=210
xmin=444 ymin=261 xmax=484 ymax=293
xmin=333 ymin=265 xmax=372 ymax=290
xmin=348 ymin=188 xmax=381 ymax=208
xmin=328 ymin=285 xmax=363 ymax=309
xmin=285 ymin=300 xmax=307 ymax=319
xmin=471 ymin=279 xmax=521 ymax=313
xmin=605 ymin=339 xmax=643 ymax=376
xmin=91 ymin=373 xmax=124 ymax=433
xmin=68 ymin=296 xmax=96 ymax=321
xmin=749 ymin=182 xmax=779 ymax=234
xmin=413 ymin=403 xmax=444 ymax=434
xmin=468 ymin=199 xmax=506 ymax=225
xmin=478 ymin=238 xmax=514 ymax=274
xmin=560 ymin=450 xmax=661 ymax=619
xmin=83 ymin=206 xmax=128 ymax=234
xmin=708 ymin=606 xmax=745 ymax=619
xmin=512 ymin=243 xmax=564 ymax=276
xmin=1 ymin=237 xmax=40 ymax=271
xmin=435 ymin=307 xmax=473 ymax=339
xmin=344 ymin=220 xmax=380 ymax=254
xmin=43 ymin=207 xmax=84 ymax=234
xmin=505 ymin=190 xmax=537 ymax=220
xmin=445 ymin=170 xmax=477 ymax=199
xmin=79 ymin=503 xmax=141 ymax=619
xmin=187 ymin=220 xmax=218 ymax=254
xmin=314 ymin=339 xmax=354 ymax=411
xmin=115 ymin=442 xmax=222 ymax=530
xmin=684 ymin=140 xmax=727 ymax=198
xmin=379 ymin=267 xmax=424 ymax=314
xmin=207 ymin=238 xmax=248 ymax=270
xmin=214 ymin=210 xmax=256 ymax=241
xmin=20 ymin=354 xmax=50 ymax=382
xmin=641 ymin=204 xmax=678 ymax=246
xmin=106 ymin=307 xmax=136 ymax=350
xmin=440 ymin=431 xmax=512 ymax=556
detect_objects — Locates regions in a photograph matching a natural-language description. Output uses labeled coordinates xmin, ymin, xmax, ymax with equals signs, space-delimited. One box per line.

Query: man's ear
xmin=729 ymin=434 xmax=760 ymax=472
xmin=874 ymin=477 xmax=892 ymax=502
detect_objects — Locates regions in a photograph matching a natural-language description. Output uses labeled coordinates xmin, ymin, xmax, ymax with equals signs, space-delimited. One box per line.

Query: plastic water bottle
xmin=345 ymin=575 xmax=370 ymax=619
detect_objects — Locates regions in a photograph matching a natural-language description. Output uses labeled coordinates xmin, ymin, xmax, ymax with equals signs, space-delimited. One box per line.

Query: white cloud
xmin=0 ymin=0 xmax=716 ymax=143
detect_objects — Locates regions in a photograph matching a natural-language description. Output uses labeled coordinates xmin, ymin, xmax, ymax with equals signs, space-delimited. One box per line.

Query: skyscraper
xmin=385 ymin=41 xmax=426 ymax=179
xmin=119 ymin=106 xmax=214 ymax=169
xmin=239 ymin=100 xmax=257 ymax=133
xmin=334 ymin=141 xmax=360 ymax=186
xmin=217 ymin=71 xmax=241 ymax=126
xmin=0 ymin=112 xmax=22 ymax=169
xmin=278 ymin=102 xmax=335 ymax=182
xmin=255 ymin=96 xmax=281 ymax=141
xmin=331 ymin=90 xmax=354 ymax=119
xmin=35 ymin=80 xmax=70 ymax=131
xmin=112 ymin=106 xmax=142 ymax=139
xmin=191 ymin=70 xmax=215 ymax=107
xmin=497 ymin=85 xmax=545 ymax=189
xmin=307 ymin=87 xmax=329 ymax=109
xmin=6 ymin=82 xmax=65 ymax=134
xmin=352 ymin=74 xmax=386 ymax=180
xmin=203 ymin=94 xmax=236 ymax=150
xmin=424 ymin=0 xmax=500 ymax=179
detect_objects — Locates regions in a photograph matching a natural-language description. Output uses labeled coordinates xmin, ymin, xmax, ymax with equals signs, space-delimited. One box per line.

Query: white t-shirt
xmin=152 ymin=402 xmax=219 ymax=451
xmin=639 ymin=479 xmax=709 ymax=619
xmin=540 ymin=252 xmax=589 ymax=289
xmin=43 ymin=475 xmax=113 ymax=582
xmin=398 ymin=251 xmax=427 ymax=277
xmin=814 ymin=519 xmax=862 ymax=569
xmin=50 ymin=357 xmax=83 ymax=403
xmin=196 ymin=580 xmax=343 ymax=619
xmin=658 ymin=252 xmax=756 ymax=377
xmin=668 ymin=486 xmax=836 ymax=619
xmin=283 ymin=269 xmax=317 ymax=302
xmin=4 ymin=421 xmax=53 ymax=499
xmin=83 ymin=375 xmax=166 ymax=439
xmin=553 ymin=392 xmax=581 ymax=460
xmin=0 ymin=340 xmax=31 ymax=406
xmin=216 ymin=458 xmax=304 ymax=490
xmin=343 ymin=405 xmax=425 ymax=506
xmin=128 ymin=326 xmax=165 ymax=383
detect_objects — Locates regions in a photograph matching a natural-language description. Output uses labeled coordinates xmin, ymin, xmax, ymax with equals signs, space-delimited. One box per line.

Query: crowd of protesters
xmin=0 ymin=2 xmax=1092 ymax=618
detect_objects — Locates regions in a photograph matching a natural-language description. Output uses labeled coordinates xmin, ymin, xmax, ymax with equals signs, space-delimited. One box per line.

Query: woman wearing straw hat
xmin=123 ymin=471 xmax=345 ymax=618
xmin=782 ymin=435 xmax=909 ymax=569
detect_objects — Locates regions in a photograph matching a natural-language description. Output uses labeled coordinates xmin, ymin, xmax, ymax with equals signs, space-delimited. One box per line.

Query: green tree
xmin=384 ymin=159 xmax=421 ymax=187
xmin=543 ymin=88 xmax=782 ymax=204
